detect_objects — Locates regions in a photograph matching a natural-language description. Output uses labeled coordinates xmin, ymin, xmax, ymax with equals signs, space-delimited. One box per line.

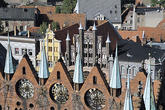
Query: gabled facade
xmin=36 ymin=28 xmax=61 ymax=72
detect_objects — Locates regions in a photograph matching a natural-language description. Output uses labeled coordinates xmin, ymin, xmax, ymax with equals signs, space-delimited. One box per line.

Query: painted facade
xmin=36 ymin=28 xmax=61 ymax=72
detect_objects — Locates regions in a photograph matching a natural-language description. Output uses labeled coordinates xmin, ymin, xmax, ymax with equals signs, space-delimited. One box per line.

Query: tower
xmin=106 ymin=33 xmax=111 ymax=68
xmin=38 ymin=40 xmax=49 ymax=85
xmin=123 ymin=72 xmax=134 ymax=110
xmin=78 ymin=22 xmax=84 ymax=66
xmin=143 ymin=55 xmax=156 ymax=110
xmin=142 ymin=31 xmax=147 ymax=45
xmin=65 ymin=31 xmax=71 ymax=66
xmin=92 ymin=22 xmax=97 ymax=65
xmin=73 ymin=45 xmax=84 ymax=91
xmin=4 ymin=33 xmax=14 ymax=81
xmin=109 ymin=43 xmax=121 ymax=97
xmin=74 ymin=0 xmax=80 ymax=14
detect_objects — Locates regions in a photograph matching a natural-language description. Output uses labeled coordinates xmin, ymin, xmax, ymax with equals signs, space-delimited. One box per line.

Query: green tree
xmin=61 ymin=0 xmax=77 ymax=13
xmin=55 ymin=6 xmax=61 ymax=13
xmin=51 ymin=22 xmax=60 ymax=31
xmin=40 ymin=22 xmax=48 ymax=34
xmin=151 ymin=0 xmax=165 ymax=7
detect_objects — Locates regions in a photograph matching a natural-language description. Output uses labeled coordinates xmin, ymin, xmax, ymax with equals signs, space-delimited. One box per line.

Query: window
xmin=57 ymin=71 xmax=60 ymax=79
xmin=130 ymin=20 xmax=132 ymax=24
xmin=20 ymin=26 xmax=23 ymax=31
xmin=54 ymin=56 xmax=58 ymax=61
xmin=48 ymin=56 xmax=52 ymax=61
xmin=54 ymin=47 xmax=58 ymax=52
xmin=110 ymin=10 xmax=112 ymax=14
xmin=50 ymin=107 xmax=55 ymax=110
xmin=115 ymin=10 xmax=117 ymax=14
xmin=22 ymin=67 xmax=26 ymax=75
xmin=48 ymin=47 xmax=52 ymax=51
xmin=5 ymin=21 xmax=9 ymax=27
xmin=93 ymin=76 xmax=97 ymax=84
xmin=48 ymin=39 xmax=52 ymax=43
xmin=48 ymin=61 xmax=53 ymax=67
xmin=28 ymin=49 xmax=32 ymax=56
xmin=115 ymin=5 xmax=117 ymax=8
xmin=15 ymin=48 xmax=19 ymax=55
xmin=22 ymin=48 xmax=27 ymax=55
xmin=29 ymin=103 xmax=34 ymax=108
xmin=36 ymin=60 xmax=40 ymax=66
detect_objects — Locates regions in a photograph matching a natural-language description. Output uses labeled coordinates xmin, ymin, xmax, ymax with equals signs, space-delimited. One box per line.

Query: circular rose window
xmin=50 ymin=83 xmax=69 ymax=104
xmin=85 ymin=88 xmax=106 ymax=109
xmin=16 ymin=79 xmax=34 ymax=99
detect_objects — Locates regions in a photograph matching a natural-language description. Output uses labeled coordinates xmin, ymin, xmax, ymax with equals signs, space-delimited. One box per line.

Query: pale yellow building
xmin=36 ymin=28 xmax=61 ymax=72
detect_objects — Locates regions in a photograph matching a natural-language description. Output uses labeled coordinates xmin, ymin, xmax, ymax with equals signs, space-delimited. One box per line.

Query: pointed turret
xmin=143 ymin=55 xmax=156 ymax=110
xmin=65 ymin=31 xmax=71 ymax=66
xmin=142 ymin=31 xmax=145 ymax=39
xmin=123 ymin=73 xmax=134 ymax=110
xmin=92 ymin=22 xmax=97 ymax=31
xmin=74 ymin=0 xmax=80 ymax=14
xmin=66 ymin=31 xmax=71 ymax=41
xmin=142 ymin=31 xmax=147 ymax=46
xmin=92 ymin=22 xmax=98 ymax=65
xmin=79 ymin=22 xmax=83 ymax=30
xmin=73 ymin=45 xmax=84 ymax=91
xmin=106 ymin=33 xmax=111 ymax=68
xmin=106 ymin=33 xmax=111 ymax=43
xmin=78 ymin=22 xmax=84 ymax=67
xmin=4 ymin=33 xmax=14 ymax=80
xmin=109 ymin=43 xmax=121 ymax=97
xmin=132 ymin=5 xmax=136 ymax=30
xmin=38 ymin=40 xmax=49 ymax=85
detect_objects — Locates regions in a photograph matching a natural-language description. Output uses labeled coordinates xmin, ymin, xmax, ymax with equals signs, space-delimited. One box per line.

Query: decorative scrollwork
xmin=50 ymin=83 xmax=69 ymax=104
xmin=85 ymin=88 xmax=105 ymax=110
xmin=16 ymin=79 xmax=34 ymax=99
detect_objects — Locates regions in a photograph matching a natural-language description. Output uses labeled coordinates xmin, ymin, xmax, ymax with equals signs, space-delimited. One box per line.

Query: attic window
xmin=115 ymin=10 xmax=117 ymax=14
xmin=24 ymin=8 xmax=28 ymax=12
xmin=115 ymin=5 xmax=117 ymax=8
xmin=93 ymin=76 xmax=97 ymax=84
xmin=22 ymin=67 xmax=26 ymax=75
xmin=57 ymin=71 xmax=60 ymax=80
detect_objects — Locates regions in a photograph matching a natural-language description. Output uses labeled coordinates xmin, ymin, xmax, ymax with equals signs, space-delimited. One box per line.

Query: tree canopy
xmin=151 ymin=0 xmax=165 ymax=7
xmin=51 ymin=22 xmax=60 ymax=31
xmin=61 ymin=0 xmax=76 ymax=13
xmin=40 ymin=22 xmax=48 ymax=34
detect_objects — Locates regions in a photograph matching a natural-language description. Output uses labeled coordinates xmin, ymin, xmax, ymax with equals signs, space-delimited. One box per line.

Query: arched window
xmin=57 ymin=71 xmax=60 ymax=80
xmin=22 ymin=67 xmax=26 ymax=75
xmin=93 ymin=76 xmax=97 ymax=84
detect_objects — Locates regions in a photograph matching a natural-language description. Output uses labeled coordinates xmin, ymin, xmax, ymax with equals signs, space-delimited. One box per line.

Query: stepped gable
xmin=23 ymin=53 xmax=38 ymax=79
xmin=0 ymin=54 xmax=39 ymax=110
xmin=45 ymin=58 xmax=73 ymax=109
xmin=80 ymin=65 xmax=112 ymax=110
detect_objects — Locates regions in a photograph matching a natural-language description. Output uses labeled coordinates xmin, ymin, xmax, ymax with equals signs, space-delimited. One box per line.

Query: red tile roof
xmin=118 ymin=30 xmax=143 ymax=42
xmin=47 ymin=13 xmax=86 ymax=30
xmin=138 ymin=27 xmax=165 ymax=42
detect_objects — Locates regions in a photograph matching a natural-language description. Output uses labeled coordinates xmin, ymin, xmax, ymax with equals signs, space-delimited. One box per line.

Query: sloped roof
xmin=118 ymin=30 xmax=143 ymax=42
xmin=0 ymin=8 xmax=36 ymax=20
xmin=156 ymin=18 xmax=165 ymax=29
xmin=138 ymin=27 xmax=165 ymax=42
xmin=118 ymin=39 xmax=165 ymax=63
xmin=47 ymin=13 xmax=86 ymax=30
xmin=19 ymin=5 xmax=56 ymax=15
xmin=78 ymin=0 xmax=121 ymax=23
